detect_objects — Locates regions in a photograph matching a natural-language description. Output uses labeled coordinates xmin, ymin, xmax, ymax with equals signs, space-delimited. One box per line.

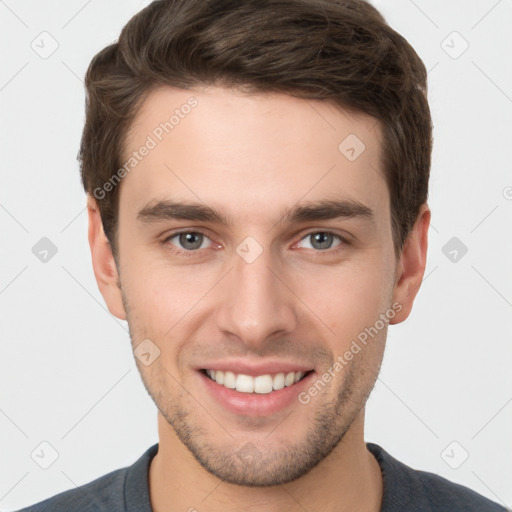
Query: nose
xmin=215 ymin=243 xmax=298 ymax=351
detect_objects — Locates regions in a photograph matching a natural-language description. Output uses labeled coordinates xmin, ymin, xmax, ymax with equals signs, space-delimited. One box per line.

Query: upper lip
xmin=197 ymin=359 xmax=315 ymax=377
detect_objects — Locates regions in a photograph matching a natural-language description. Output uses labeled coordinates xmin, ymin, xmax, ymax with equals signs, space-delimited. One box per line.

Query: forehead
xmin=120 ymin=85 xmax=388 ymax=228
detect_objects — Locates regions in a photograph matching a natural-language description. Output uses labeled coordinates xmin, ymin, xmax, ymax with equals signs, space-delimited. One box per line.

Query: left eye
xmin=167 ymin=231 xmax=212 ymax=251
xmin=297 ymin=232 xmax=343 ymax=251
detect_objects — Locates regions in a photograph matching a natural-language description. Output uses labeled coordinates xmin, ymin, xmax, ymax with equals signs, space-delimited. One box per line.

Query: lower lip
xmin=198 ymin=370 xmax=315 ymax=417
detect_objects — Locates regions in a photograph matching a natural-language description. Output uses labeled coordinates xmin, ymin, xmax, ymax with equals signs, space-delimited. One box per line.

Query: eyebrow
xmin=136 ymin=198 xmax=375 ymax=227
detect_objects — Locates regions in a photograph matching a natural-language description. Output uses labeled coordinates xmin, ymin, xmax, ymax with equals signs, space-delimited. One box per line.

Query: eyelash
xmin=161 ymin=230 xmax=350 ymax=257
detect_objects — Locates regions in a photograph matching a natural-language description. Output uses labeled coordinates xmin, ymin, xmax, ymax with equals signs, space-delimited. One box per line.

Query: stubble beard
xmin=121 ymin=286 xmax=384 ymax=487
xmin=136 ymin=346 xmax=379 ymax=487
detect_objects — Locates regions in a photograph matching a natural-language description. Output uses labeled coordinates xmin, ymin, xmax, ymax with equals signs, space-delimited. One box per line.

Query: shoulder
xmin=366 ymin=442 xmax=508 ymax=512
xmin=404 ymin=467 xmax=507 ymax=511
xmin=15 ymin=444 xmax=158 ymax=512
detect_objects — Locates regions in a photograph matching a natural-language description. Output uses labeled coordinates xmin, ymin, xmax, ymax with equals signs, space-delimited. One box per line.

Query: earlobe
xmin=389 ymin=203 xmax=430 ymax=325
xmin=87 ymin=196 xmax=127 ymax=320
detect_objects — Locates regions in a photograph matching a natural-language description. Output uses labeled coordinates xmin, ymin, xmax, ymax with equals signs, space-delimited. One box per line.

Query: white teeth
xmin=236 ymin=374 xmax=254 ymax=393
xmin=273 ymin=372 xmax=285 ymax=390
xmin=223 ymin=371 xmax=236 ymax=389
xmin=254 ymin=375 xmax=273 ymax=394
xmin=205 ymin=369 xmax=309 ymax=394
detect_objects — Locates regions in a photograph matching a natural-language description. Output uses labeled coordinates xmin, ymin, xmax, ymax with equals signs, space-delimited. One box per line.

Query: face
xmin=90 ymin=84 xmax=426 ymax=487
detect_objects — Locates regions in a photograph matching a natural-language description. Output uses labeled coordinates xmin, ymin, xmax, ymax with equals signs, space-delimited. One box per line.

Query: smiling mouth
xmin=200 ymin=369 xmax=314 ymax=394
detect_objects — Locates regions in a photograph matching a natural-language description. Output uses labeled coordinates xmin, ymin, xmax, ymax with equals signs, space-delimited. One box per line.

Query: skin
xmin=88 ymin=85 xmax=430 ymax=512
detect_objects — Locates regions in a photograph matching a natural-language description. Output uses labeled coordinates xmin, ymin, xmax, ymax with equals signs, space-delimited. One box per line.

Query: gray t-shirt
xmin=16 ymin=442 xmax=507 ymax=511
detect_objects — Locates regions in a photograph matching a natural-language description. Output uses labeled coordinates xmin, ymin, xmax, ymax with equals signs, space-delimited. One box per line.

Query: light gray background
xmin=1 ymin=0 xmax=511 ymax=510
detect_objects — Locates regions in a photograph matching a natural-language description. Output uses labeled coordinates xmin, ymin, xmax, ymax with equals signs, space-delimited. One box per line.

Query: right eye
xmin=163 ymin=231 xmax=214 ymax=254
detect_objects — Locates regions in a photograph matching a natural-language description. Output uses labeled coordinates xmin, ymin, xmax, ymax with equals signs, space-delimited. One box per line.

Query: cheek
xmin=294 ymin=260 xmax=392 ymax=343
xmin=122 ymin=251 xmax=217 ymax=332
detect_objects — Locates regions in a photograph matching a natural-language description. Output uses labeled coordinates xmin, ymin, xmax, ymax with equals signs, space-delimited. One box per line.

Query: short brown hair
xmin=79 ymin=0 xmax=432 ymax=259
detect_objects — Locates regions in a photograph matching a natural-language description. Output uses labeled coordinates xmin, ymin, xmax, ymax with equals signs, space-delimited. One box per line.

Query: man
xmin=18 ymin=0 xmax=506 ymax=510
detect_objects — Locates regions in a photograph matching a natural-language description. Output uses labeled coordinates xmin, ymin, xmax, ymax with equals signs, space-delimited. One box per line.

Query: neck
xmin=149 ymin=410 xmax=383 ymax=512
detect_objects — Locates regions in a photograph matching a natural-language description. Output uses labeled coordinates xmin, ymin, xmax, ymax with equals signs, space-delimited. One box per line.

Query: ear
xmin=87 ymin=195 xmax=127 ymax=320
xmin=389 ymin=203 xmax=430 ymax=325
